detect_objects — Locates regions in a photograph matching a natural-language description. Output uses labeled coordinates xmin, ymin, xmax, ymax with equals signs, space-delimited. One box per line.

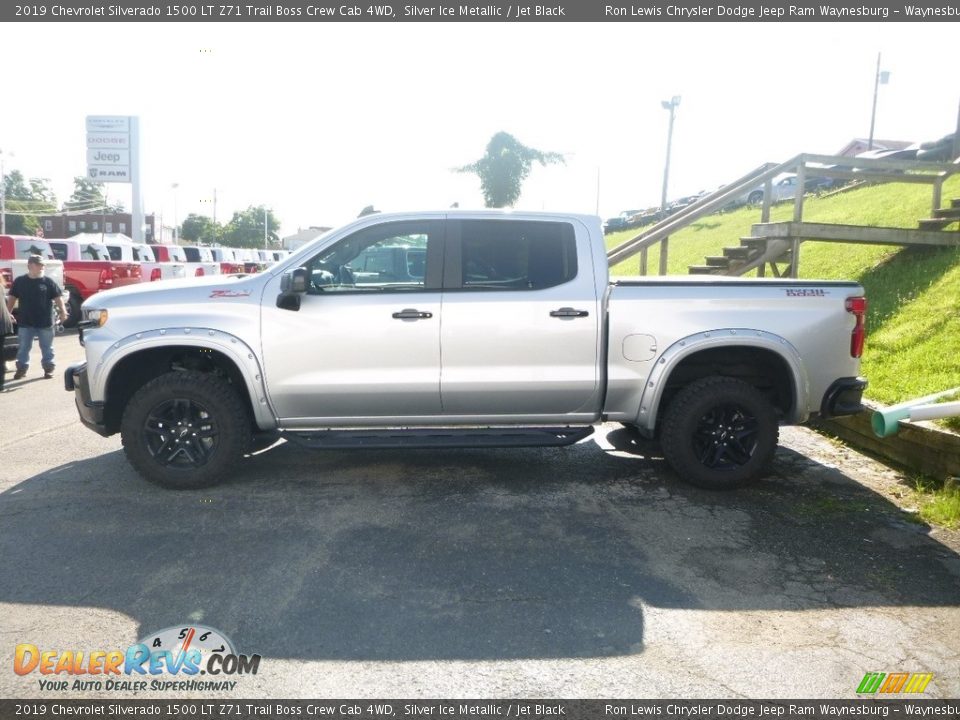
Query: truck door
xmin=439 ymin=218 xmax=602 ymax=420
xmin=262 ymin=219 xmax=445 ymax=424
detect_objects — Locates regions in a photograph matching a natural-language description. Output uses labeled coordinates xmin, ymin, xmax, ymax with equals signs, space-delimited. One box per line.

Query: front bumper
xmin=820 ymin=376 xmax=868 ymax=418
xmin=64 ymin=362 xmax=110 ymax=437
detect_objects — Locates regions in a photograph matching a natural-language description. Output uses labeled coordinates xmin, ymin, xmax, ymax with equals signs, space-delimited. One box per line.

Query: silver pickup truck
xmin=66 ymin=211 xmax=867 ymax=491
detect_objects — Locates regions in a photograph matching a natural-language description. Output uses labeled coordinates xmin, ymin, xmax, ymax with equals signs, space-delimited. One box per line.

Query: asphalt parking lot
xmin=1 ymin=331 xmax=959 ymax=699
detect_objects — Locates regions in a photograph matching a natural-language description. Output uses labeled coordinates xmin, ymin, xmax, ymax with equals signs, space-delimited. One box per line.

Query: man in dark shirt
xmin=6 ymin=255 xmax=68 ymax=380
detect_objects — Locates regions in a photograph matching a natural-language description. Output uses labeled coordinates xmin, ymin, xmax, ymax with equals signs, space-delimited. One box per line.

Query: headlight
xmin=82 ymin=308 xmax=109 ymax=327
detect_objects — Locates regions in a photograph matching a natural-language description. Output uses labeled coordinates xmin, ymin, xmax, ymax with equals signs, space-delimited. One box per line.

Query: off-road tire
xmin=121 ymin=370 xmax=250 ymax=489
xmin=661 ymin=376 xmax=778 ymax=490
xmin=64 ymin=291 xmax=82 ymax=329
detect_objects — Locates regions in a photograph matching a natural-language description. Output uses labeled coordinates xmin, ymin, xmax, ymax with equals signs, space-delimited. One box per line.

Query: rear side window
xmin=458 ymin=220 xmax=577 ymax=291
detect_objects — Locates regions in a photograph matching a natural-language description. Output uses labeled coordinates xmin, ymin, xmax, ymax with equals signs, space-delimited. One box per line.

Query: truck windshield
xmin=15 ymin=239 xmax=55 ymax=260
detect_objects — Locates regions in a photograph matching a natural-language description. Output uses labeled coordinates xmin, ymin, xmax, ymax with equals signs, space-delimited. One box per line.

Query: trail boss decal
xmin=785 ymin=288 xmax=827 ymax=297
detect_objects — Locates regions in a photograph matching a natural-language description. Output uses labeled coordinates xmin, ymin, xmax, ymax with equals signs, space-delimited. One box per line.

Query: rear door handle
xmin=550 ymin=307 xmax=589 ymax=318
xmin=392 ymin=308 xmax=433 ymax=320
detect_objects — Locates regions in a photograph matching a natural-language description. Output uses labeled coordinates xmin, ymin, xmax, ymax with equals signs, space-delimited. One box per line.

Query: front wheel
xmin=747 ymin=190 xmax=764 ymax=205
xmin=64 ymin=291 xmax=82 ymax=329
xmin=660 ymin=376 xmax=778 ymax=490
xmin=121 ymin=371 xmax=250 ymax=489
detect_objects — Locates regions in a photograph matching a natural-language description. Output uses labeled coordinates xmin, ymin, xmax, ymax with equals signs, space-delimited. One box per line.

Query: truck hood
xmin=82 ymin=273 xmax=263 ymax=308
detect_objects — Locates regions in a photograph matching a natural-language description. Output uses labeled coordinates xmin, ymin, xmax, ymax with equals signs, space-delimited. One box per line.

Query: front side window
xmin=302 ymin=221 xmax=439 ymax=294
xmin=458 ymin=220 xmax=577 ymax=291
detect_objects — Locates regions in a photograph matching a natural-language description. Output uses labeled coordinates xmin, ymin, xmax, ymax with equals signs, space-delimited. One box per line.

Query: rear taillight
xmin=195 ymin=267 xmax=205 ymax=277
xmin=150 ymin=268 xmax=162 ymax=282
xmin=846 ymin=296 xmax=867 ymax=358
xmin=98 ymin=269 xmax=113 ymax=288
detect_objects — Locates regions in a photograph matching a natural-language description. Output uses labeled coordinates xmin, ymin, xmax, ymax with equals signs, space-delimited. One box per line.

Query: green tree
xmin=2 ymin=170 xmax=58 ymax=235
xmin=221 ymin=206 xmax=281 ymax=249
xmin=456 ymin=131 xmax=565 ymax=208
xmin=179 ymin=213 xmax=221 ymax=244
xmin=63 ymin=176 xmax=124 ymax=213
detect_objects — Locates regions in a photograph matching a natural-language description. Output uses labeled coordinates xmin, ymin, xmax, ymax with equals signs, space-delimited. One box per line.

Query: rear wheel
xmin=661 ymin=376 xmax=778 ymax=490
xmin=121 ymin=370 xmax=250 ymax=489
xmin=747 ymin=190 xmax=764 ymax=205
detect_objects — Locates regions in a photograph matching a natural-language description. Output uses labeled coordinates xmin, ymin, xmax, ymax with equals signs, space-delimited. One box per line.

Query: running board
xmin=283 ymin=426 xmax=595 ymax=450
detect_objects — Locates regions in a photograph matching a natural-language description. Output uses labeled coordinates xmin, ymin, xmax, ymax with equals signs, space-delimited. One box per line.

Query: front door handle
xmin=550 ymin=307 xmax=589 ymax=318
xmin=392 ymin=308 xmax=433 ymax=320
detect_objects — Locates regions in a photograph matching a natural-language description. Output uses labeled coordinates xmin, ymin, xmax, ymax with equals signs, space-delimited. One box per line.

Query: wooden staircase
xmin=689 ymin=197 xmax=960 ymax=277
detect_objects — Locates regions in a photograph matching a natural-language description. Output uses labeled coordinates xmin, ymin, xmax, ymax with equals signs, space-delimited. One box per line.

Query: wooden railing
xmin=606 ymin=153 xmax=960 ymax=275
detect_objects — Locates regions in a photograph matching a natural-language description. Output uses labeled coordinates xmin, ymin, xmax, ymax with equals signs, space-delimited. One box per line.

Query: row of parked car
xmin=0 ymin=233 xmax=290 ymax=327
xmin=604 ymin=132 xmax=958 ymax=234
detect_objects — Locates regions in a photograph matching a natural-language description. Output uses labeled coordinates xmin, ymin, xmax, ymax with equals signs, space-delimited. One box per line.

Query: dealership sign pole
xmin=85 ymin=115 xmax=144 ymax=242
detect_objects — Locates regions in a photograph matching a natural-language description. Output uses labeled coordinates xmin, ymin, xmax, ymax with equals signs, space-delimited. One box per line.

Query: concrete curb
xmin=811 ymin=400 xmax=960 ymax=479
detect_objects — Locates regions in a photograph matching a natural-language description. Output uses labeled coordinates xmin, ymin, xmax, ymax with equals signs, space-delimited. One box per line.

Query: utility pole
xmin=953 ymin=97 xmax=960 ymax=161
xmin=0 ymin=150 xmax=6 ymax=235
xmin=264 ymin=206 xmax=268 ymax=250
xmin=868 ymin=53 xmax=890 ymax=151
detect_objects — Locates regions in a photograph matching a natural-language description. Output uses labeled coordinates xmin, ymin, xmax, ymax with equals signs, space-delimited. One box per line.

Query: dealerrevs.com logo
xmin=14 ymin=625 xmax=260 ymax=692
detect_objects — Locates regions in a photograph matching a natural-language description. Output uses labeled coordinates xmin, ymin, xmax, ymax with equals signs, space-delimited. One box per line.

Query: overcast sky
xmin=2 ymin=22 xmax=958 ymax=235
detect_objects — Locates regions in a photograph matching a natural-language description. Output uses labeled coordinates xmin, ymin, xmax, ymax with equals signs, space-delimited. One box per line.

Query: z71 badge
xmin=209 ymin=289 xmax=252 ymax=298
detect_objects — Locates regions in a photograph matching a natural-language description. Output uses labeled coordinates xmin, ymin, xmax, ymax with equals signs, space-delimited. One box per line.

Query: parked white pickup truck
xmin=128 ymin=243 xmax=188 ymax=283
xmin=66 ymin=211 xmax=867 ymax=491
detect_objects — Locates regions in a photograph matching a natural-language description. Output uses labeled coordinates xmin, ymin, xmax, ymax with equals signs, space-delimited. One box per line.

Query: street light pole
xmin=868 ymin=53 xmax=890 ymax=151
xmin=659 ymin=95 xmax=681 ymax=276
xmin=660 ymin=96 xmax=680 ymax=214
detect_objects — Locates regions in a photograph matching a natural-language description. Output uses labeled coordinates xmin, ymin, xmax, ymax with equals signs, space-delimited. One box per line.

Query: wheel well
xmin=103 ymin=346 xmax=253 ymax=434
xmin=656 ymin=346 xmax=794 ymax=430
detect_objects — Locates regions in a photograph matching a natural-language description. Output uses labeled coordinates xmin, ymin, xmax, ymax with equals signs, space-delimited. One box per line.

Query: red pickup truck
xmin=48 ymin=238 xmax=142 ymax=327
xmin=0 ymin=235 xmax=66 ymax=291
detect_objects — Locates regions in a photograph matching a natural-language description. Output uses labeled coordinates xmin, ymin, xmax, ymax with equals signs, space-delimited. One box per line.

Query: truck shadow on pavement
xmin=1 ymin=427 xmax=958 ymax=662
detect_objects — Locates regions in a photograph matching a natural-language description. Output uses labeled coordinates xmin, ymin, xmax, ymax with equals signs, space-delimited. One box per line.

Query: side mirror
xmin=277 ymin=267 xmax=308 ymax=311
xmin=280 ymin=267 xmax=308 ymax=294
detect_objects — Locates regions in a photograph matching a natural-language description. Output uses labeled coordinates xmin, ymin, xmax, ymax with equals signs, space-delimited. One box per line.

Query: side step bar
xmin=284 ymin=426 xmax=595 ymax=450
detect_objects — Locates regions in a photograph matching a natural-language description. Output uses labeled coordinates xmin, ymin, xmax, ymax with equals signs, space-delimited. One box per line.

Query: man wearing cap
xmin=5 ymin=254 xmax=68 ymax=380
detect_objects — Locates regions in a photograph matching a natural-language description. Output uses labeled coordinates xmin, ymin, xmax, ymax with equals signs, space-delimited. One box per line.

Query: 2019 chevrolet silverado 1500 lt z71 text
xmin=66 ymin=211 xmax=867 ymax=490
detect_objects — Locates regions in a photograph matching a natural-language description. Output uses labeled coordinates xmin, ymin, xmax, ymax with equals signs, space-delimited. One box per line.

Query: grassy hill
xmin=603 ymin=175 xmax=960 ymax=415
